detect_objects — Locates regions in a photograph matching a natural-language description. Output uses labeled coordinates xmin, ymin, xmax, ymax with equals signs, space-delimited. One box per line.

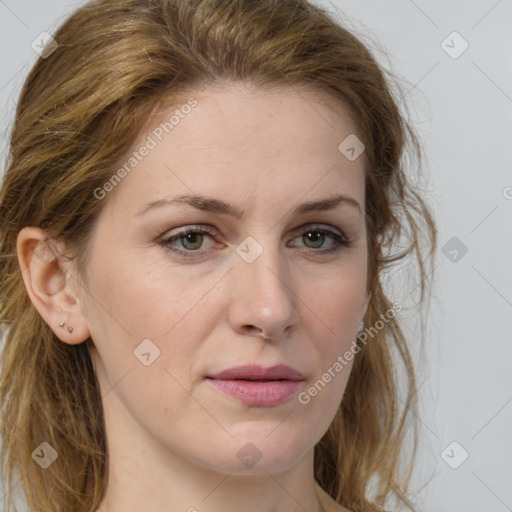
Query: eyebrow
xmin=135 ymin=193 xmax=363 ymax=218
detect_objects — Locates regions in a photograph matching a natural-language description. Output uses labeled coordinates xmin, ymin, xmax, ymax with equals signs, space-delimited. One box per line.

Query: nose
xmin=227 ymin=240 xmax=299 ymax=341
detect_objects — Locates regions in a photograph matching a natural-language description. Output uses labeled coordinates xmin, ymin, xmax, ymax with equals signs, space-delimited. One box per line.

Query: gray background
xmin=1 ymin=1 xmax=511 ymax=511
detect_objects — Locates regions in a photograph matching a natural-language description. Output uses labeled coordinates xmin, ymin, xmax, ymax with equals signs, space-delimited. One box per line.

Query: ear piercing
xmin=59 ymin=322 xmax=73 ymax=333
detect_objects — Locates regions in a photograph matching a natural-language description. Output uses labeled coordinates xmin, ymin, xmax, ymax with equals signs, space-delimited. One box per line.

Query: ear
xmin=16 ymin=226 xmax=91 ymax=344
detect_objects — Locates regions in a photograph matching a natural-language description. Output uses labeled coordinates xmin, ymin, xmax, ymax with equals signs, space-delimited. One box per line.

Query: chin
xmin=199 ymin=427 xmax=312 ymax=475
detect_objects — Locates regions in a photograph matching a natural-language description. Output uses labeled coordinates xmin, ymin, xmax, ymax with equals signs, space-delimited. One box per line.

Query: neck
xmin=96 ymin=463 xmax=326 ymax=512
xmin=95 ymin=408 xmax=326 ymax=512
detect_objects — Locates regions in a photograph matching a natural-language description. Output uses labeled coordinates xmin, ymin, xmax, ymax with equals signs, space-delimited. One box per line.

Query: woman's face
xmin=76 ymin=83 xmax=369 ymax=474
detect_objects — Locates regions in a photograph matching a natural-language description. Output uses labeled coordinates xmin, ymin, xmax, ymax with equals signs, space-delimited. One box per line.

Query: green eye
xmin=159 ymin=226 xmax=216 ymax=258
xmin=179 ymin=232 xmax=205 ymax=250
xmin=302 ymin=231 xmax=326 ymax=249
xmin=290 ymin=226 xmax=350 ymax=252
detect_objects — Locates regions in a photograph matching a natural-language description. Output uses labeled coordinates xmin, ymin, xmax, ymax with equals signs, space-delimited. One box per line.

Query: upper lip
xmin=208 ymin=364 xmax=304 ymax=381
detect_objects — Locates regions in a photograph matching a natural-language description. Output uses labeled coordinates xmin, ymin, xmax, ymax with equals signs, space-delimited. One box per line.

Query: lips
xmin=207 ymin=364 xmax=304 ymax=381
xmin=206 ymin=364 xmax=305 ymax=407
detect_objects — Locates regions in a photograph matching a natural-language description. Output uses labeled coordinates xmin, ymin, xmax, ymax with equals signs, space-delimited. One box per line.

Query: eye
xmin=289 ymin=225 xmax=351 ymax=253
xmin=175 ymin=231 xmax=207 ymax=251
xmin=158 ymin=226 xmax=217 ymax=258
xmin=302 ymin=230 xmax=329 ymax=249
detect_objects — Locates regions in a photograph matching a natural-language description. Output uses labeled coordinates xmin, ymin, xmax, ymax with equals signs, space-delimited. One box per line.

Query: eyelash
xmin=158 ymin=224 xmax=351 ymax=260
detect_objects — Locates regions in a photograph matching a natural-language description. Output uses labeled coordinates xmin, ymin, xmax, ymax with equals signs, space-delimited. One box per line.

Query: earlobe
xmin=16 ymin=227 xmax=90 ymax=345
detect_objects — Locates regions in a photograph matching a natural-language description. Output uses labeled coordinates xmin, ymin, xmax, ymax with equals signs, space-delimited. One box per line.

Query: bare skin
xmin=18 ymin=82 xmax=366 ymax=512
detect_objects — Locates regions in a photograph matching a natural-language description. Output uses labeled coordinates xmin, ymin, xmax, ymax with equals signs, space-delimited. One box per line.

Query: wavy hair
xmin=0 ymin=1 xmax=437 ymax=511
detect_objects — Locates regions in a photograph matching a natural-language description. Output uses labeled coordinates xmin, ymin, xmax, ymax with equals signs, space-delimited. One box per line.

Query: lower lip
xmin=206 ymin=378 xmax=303 ymax=406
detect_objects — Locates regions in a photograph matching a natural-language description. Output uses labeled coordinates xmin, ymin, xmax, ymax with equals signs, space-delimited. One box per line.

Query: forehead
xmin=100 ymin=82 xmax=365 ymax=219
xmin=147 ymin=81 xmax=358 ymax=147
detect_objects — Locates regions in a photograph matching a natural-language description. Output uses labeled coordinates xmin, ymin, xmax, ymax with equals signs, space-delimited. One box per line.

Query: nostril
xmin=244 ymin=326 xmax=270 ymax=339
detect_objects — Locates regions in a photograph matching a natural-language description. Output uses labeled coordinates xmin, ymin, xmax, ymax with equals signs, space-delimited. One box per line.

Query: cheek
xmin=88 ymin=251 xmax=213 ymax=334
xmin=84 ymin=259 xmax=214 ymax=428
xmin=294 ymin=274 xmax=364 ymax=432
xmin=83 ymin=253 xmax=222 ymax=384
xmin=302 ymin=266 xmax=367 ymax=342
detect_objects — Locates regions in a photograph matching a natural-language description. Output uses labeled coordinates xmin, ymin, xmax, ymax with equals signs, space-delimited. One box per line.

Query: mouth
xmin=206 ymin=364 xmax=305 ymax=406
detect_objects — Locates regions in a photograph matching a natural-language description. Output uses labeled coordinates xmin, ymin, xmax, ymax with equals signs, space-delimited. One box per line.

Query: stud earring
xmin=59 ymin=322 xmax=73 ymax=333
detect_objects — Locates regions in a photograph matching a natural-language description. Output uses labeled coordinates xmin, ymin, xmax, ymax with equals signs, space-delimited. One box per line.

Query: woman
xmin=0 ymin=1 xmax=437 ymax=511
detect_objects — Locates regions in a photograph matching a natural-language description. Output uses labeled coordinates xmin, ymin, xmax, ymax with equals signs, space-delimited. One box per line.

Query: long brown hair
xmin=0 ymin=1 xmax=437 ymax=511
